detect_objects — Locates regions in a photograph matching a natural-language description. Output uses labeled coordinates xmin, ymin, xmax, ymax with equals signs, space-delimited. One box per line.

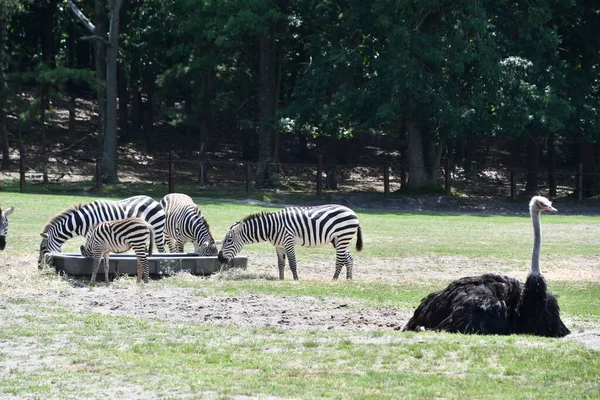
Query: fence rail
xmin=0 ymin=146 xmax=596 ymax=201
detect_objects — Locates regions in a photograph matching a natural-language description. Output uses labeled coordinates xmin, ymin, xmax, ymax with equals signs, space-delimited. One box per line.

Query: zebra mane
xmin=42 ymin=203 xmax=85 ymax=232
xmin=242 ymin=211 xmax=271 ymax=223
xmin=200 ymin=214 xmax=215 ymax=240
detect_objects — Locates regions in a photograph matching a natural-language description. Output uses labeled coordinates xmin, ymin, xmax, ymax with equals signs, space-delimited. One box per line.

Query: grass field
xmin=1 ymin=192 xmax=599 ymax=399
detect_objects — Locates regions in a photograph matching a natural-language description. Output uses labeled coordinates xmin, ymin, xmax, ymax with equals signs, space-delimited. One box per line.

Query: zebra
xmin=0 ymin=205 xmax=15 ymax=251
xmin=217 ymin=204 xmax=363 ymax=280
xmin=80 ymin=218 xmax=154 ymax=285
xmin=160 ymin=193 xmax=218 ymax=255
xmin=39 ymin=195 xmax=165 ymax=269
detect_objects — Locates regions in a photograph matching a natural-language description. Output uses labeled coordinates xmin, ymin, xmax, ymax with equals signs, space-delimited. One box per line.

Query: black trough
xmin=52 ymin=253 xmax=247 ymax=280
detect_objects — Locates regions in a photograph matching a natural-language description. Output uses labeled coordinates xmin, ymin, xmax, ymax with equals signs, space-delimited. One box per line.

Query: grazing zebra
xmin=160 ymin=193 xmax=218 ymax=255
xmin=80 ymin=218 xmax=154 ymax=285
xmin=217 ymin=204 xmax=363 ymax=280
xmin=39 ymin=195 xmax=165 ymax=269
xmin=0 ymin=205 xmax=15 ymax=251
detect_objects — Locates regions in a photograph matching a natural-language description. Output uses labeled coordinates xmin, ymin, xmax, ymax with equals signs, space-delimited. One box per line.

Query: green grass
xmin=1 ymin=192 xmax=599 ymax=399
xmin=6 ymin=192 xmax=600 ymax=260
xmin=1 ymin=299 xmax=598 ymax=400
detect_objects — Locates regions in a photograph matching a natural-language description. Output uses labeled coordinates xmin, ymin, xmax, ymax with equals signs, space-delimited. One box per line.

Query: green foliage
xmin=2 ymin=0 xmax=600 ymax=192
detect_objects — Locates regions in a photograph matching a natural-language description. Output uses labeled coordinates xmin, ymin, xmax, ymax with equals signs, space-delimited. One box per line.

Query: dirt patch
xmin=16 ymin=285 xmax=407 ymax=332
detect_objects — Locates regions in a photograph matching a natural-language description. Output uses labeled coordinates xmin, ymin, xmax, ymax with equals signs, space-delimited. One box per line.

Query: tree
xmin=67 ymin=0 xmax=123 ymax=183
xmin=0 ymin=0 xmax=30 ymax=170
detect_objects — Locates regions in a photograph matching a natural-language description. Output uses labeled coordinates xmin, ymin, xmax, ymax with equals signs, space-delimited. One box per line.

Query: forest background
xmin=0 ymin=0 xmax=598 ymax=196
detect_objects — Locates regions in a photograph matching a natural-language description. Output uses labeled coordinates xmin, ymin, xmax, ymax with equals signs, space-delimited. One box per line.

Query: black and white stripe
xmin=0 ymin=205 xmax=15 ymax=251
xmin=160 ymin=193 xmax=217 ymax=255
xmin=39 ymin=195 xmax=165 ymax=268
xmin=80 ymin=218 xmax=154 ymax=285
xmin=218 ymin=204 xmax=363 ymax=280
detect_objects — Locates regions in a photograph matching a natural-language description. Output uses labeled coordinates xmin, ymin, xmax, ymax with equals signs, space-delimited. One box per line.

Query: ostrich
xmin=403 ymin=196 xmax=570 ymax=337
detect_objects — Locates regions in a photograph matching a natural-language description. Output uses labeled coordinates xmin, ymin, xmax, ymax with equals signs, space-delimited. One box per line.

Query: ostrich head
xmin=529 ymin=196 xmax=557 ymax=214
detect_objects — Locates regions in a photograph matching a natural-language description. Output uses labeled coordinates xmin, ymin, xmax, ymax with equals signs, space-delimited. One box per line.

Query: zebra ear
xmin=40 ymin=232 xmax=49 ymax=239
xmin=4 ymin=206 xmax=14 ymax=217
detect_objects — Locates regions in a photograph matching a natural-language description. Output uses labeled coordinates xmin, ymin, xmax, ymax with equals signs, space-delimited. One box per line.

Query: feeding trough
xmin=52 ymin=253 xmax=247 ymax=280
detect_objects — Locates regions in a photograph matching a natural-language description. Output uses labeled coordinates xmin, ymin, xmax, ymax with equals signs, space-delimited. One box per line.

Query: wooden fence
xmin=5 ymin=145 xmax=594 ymax=201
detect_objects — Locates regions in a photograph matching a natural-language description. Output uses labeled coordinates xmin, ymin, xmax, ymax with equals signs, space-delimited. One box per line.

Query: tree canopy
xmin=1 ymin=0 xmax=598 ymax=192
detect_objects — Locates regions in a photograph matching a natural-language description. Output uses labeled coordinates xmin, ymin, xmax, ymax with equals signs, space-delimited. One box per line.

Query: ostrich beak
xmin=545 ymin=205 xmax=558 ymax=212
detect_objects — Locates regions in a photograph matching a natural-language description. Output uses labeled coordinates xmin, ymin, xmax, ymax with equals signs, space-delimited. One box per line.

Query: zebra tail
xmin=356 ymin=225 xmax=363 ymax=252
xmin=148 ymin=226 xmax=155 ymax=257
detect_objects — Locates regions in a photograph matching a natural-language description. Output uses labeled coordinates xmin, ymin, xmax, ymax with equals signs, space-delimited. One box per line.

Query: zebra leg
xmin=333 ymin=248 xmax=347 ymax=280
xmin=276 ymin=247 xmax=286 ymax=280
xmin=155 ymin=226 xmax=166 ymax=253
xmin=333 ymin=240 xmax=354 ymax=279
xmin=345 ymin=253 xmax=354 ymax=279
xmin=135 ymin=248 xmax=150 ymax=283
xmin=142 ymin=257 xmax=149 ymax=283
xmin=103 ymin=253 xmax=110 ymax=284
xmin=91 ymin=257 xmax=102 ymax=286
xmin=284 ymin=244 xmax=299 ymax=280
xmin=166 ymin=235 xmax=177 ymax=253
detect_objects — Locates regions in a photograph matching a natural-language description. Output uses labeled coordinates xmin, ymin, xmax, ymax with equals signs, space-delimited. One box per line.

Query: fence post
xmin=169 ymin=150 xmax=176 ymax=193
xmin=245 ymin=163 xmax=251 ymax=193
xmin=19 ymin=144 xmax=25 ymax=193
xmin=316 ymin=154 xmax=323 ymax=196
xmin=510 ymin=170 xmax=516 ymax=200
xmin=444 ymin=158 xmax=451 ymax=196
xmin=383 ymin=165 xmax=390 ymax=196
xmin=578 ymin=163 xmax=583 ymax=202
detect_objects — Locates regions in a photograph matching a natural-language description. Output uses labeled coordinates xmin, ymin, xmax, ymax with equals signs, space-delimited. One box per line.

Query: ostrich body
xmin=403 ymin=196 xmax=570 ymax=337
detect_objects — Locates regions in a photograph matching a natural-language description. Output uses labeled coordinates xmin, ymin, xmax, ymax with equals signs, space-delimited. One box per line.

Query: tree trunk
xmin=94 ymin=0 xmax=108 ymax=178
xmin=406 ymin=111 xmax=427 ymax=190
xmin=132 ymin=89 xmax=142 ymax=141
xmin=117 ymin=65 xmax=128 ymax=142
xmin=255 ymin=30 xmax=277 ymax=187
xmin=39 ymin=0 xmax=56 ymax=184
xmin=296 ymin=133 xmax=310 ymax=162
xmin=142 ymin=85 xmax=155 ymax=148
xmin=198 ymin=66 xmax=216 ymax=185
xmin=67 ymin=15 xmax=77 ymax=142
xmin=405 ymin=100 xmax=442 ymax=190
xmin=240 ymin=78 xmax=253 ymax=160
xmin=40 ymin=91 xmax=49 ymax=184
xmin=548 ymin=134 xmax=557 ymax=198
xmin=101 ymin=0 xmax=123 ymax=184
xmin=325 ymin=136 xmax=338 ymax=190
xmin=525 ymin=132 xmax=539 ymax=194
xmin=580 ymin=139 xmax=598 ymax=197
xmin=0 ymin=18 xmax=8 ymax=170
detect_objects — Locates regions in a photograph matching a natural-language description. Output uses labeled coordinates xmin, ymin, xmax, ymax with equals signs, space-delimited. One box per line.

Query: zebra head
xmin=217 ymin=221 xmax=244 ymax=264
xmin=80 ymin=243 xmax=92 ymax=258
xmin=0 ymin=205 xmax=14 ymax=251
xmin=38 ymin=232 xmax=59 ymax=269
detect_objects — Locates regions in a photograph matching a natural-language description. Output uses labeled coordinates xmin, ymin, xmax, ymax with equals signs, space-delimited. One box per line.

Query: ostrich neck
xmin=531 ymin=210 xmax=542 ymax=275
